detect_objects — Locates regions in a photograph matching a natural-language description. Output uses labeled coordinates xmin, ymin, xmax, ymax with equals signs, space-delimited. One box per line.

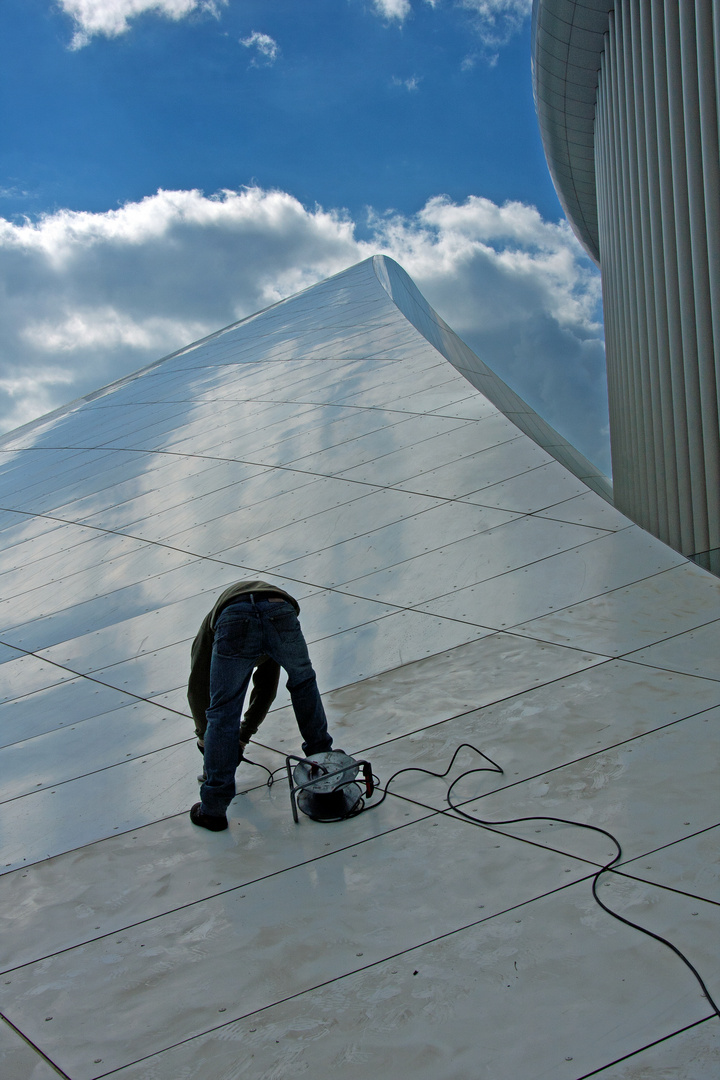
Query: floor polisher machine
xmin=285 ymin=750 xmax=376 ymax=822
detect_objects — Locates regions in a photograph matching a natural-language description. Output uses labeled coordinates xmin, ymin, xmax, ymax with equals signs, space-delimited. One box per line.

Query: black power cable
xmin=399 ymin=745 xmax=719 ymax=1020
xmin=252 ymin=742 xmax=503 ymax=816
xmin=245 ymin=742 xmax=719 ymax=1021
xmin=447 ymin=791 xmax=720 ymax=1020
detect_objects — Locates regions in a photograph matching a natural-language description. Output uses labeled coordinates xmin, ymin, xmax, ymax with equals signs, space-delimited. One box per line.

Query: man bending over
xmin=187 ymin=579 xmax=333 ymax=831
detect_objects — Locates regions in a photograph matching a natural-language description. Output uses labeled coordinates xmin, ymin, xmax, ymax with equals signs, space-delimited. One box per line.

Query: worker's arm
xmin=187 ymin=612 xmax=213 ymax=744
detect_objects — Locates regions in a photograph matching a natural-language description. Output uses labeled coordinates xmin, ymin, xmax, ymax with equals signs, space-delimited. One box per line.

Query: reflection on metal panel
xmin=0 ymin=256 xmax=718 ymax=1079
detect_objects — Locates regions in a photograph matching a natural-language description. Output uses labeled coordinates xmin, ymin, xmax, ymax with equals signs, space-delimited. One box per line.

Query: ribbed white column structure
xmin=595 ymin=0 xmax=720 ymax=564
xmin=533 ymin=0 xmax=720 ymax=571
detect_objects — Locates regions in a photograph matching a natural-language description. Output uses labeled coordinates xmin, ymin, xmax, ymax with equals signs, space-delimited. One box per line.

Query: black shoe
xmin=190 ymin=803 xmax=228 ymax=831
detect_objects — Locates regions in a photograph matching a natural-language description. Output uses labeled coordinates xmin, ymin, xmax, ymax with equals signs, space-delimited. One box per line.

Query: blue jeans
xmin=200 ymin=597 xmax=332 ymax=815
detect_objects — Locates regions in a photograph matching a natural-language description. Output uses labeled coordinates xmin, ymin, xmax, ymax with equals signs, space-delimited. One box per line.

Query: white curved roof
xmin=0 ymin=256 xmax=718 ymax=1076
xmin=532 ymin=0 xmax=614 ymax=262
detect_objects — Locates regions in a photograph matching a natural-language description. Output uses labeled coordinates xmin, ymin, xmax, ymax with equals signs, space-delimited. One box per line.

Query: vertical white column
xmin=651 ymin=0 xmax=695 ymax=554
xmin=638 ymin=0 xmax=681 ymax=551
xmin=596 ymin=51 xmax=627 ymax=494
xmin=610 ymin=6 xmax=646 ymax=518
xmin=599 ymin=14 xmax=634 ymax=511
xmin=629 ymin=0 xmax=666 ymax=538
xmin=669 ymin=2 xmax=711 ymax=554
xmin=694 ymin=0 xmax=720 ymax=549
xmin=594 ymin=9 xmax=625 ymax=511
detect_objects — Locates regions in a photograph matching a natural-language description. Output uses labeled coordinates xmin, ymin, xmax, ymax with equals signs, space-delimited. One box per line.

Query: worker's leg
xmin=262 ymin=600 xmax=332 ymax=756
xmin=200 ymin=603 xmax=259 ymax=816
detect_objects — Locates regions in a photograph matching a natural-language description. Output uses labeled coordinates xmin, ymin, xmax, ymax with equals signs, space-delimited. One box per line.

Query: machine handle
xmin=362 ymin=761 xmax=374 ymax=797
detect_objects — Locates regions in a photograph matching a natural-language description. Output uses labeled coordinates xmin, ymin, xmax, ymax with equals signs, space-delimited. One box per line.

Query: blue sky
xmin=3 ymin=0 xmax=558 ymax=221
xmin=0 ymin=1 xmax=610 ymax=473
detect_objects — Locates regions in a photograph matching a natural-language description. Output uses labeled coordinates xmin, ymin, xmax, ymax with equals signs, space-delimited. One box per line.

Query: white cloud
xmin=0 ymin=369 xmax=76 ymax=434
xmin=373 ymin=0 xmax=413 ymax=22
xmin=458 ymin=0 xmax=532 ymax=59
xmin=0 ymin=185 xmax=30 ymax=200
xmin=58 ymin=0 xmax=226 ymax=48
xmin=391 ymin=75 xmax=421 ymax=91
xmin=372 ymin=0 xmax=444 ymax=22
xmin=21 ymin=307 xmax=209 ymax=354
xmin=239 ymin=31 xmax=279 ymax=66
xmin=372 ymin=0 xmax=531 ymax=59
xmin=0 ymin=186 xmax=608 ymax=470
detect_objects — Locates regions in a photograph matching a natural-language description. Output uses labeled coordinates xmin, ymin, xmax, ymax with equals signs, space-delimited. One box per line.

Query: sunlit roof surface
xmin=0 ymin=256 xmax=718 ymax=1078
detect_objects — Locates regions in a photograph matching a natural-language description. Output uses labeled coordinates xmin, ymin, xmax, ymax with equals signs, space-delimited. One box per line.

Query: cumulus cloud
xmin=373 ymin=0 xmax=413 ymax=21
xmin=391 ymin=75 xmax=421 ymax=91
xmin=0 ymin=186 xmax=609 ymax=470
xmin=58 ymin=0 xmax=226 ymax=48
xmin=371 ymin=0 xmax=531 ymax=59
xmin=369 ymin=195 xmax=608 ymax=466
xmin=239 ymin=31 xmax=279 ymax=66
xmin=459 ymin=0 xmax=532 ymax=59
xmin=0 ymin=370 xmax=76 ymax=434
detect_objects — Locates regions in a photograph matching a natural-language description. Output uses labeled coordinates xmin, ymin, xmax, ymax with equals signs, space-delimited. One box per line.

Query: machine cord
xmin=245 ymin=741 xmax=719 ymax=1019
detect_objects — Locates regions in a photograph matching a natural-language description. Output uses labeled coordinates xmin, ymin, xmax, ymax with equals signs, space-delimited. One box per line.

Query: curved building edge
xmin=372 ymin=254 xmax=612 ymax=501
xmin=532 ymin=0 xmax=613 ymax=263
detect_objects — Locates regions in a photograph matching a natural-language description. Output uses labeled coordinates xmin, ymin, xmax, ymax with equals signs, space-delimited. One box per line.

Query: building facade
xmin=533 ymin=0 xmax=720 ymax=573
